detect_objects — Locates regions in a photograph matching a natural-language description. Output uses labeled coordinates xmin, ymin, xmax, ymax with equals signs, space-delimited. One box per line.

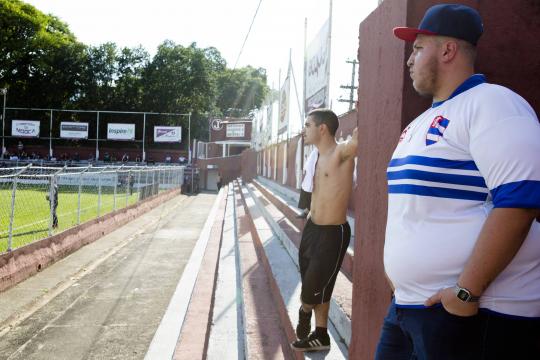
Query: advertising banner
xmin=154 ymin=126 xmax=182 ymax=142
xmin=278 ymin=70 xmax=290 ymax=135
xmin=60 ymin=122 xmax=89 ymax=139
xmin=226 ymin=123 xmax=245 ymax=138
xmin=107 ymin=123 xmax=135 ymax=140
xmin=305 ymin=20 xmax=331 ymax=113
xmin=12 ymin=120 xmax=40 ymax=137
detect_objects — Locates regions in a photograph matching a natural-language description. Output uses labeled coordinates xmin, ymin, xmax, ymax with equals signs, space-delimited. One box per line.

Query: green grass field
xmin=0 ymin=186 xmax=142 ymax=252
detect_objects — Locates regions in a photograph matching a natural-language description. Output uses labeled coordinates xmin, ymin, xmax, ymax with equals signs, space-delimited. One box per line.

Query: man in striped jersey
xmin=376 ymin=4 xmax=540 ymax=360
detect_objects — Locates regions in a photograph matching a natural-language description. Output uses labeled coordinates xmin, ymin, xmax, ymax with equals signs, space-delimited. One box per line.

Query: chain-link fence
xmin=0 ymin=164 xmax=184 ymax=253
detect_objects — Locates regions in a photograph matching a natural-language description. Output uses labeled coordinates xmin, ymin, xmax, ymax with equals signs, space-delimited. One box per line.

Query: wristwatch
xmin=454 ymin=284 xmax=480 ymax=303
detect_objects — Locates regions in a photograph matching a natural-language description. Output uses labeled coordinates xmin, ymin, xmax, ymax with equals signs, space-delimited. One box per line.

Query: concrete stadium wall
xmin=240 ymin=149 xmax=258 ymax=182
xmin=350 ymin=1 xmax=540 ymax=359
xmin=197 ymin=156 xmax=243 ymax=188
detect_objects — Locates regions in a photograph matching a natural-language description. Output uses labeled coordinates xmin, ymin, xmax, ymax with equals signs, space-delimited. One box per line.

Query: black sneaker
xmin=296 ymin=306 xmax=312 ymax=339
xmin=291 ymin=331 xmax=330 ymax=352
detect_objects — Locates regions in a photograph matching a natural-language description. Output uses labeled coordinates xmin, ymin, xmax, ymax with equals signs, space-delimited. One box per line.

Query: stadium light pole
xmin=1 ymin=88 xmax=7 ymax=156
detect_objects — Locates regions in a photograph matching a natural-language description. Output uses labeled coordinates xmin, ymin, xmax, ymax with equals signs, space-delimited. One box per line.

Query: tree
xmin=216 ymin=66 xmax=268 ymax=118
xmin=112 ymin=46 xmax=149 ymax=111
xmin=0 ymin=0 xmax=86 ymax=108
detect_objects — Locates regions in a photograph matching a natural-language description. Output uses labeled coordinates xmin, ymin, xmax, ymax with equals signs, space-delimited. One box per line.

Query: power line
xmin=233 ymin=0 xmax=264 ymax=69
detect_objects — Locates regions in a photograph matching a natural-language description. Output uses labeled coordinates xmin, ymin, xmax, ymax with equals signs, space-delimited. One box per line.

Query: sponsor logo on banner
xmin=154 ymin=126 xmax=182 ymax=142
xmin=61 ymin=122 xmax=89 ymax=139
xmin=107 ymin=123 xmax=135 ymax=140
xmin=12 ymin=120 xmax=40 ymax=137
xmin=305 ymin=87 xmax=327 ymax=113
xmin=226 ymin=124 xmax=245 ymax=138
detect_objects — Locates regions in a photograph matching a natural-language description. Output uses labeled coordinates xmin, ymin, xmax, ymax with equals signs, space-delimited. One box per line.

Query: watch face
xmin=457 ymin=289 xmax=470 ymax=301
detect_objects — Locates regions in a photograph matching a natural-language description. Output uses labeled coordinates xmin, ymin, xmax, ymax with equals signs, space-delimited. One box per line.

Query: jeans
xmin=375 ymin=298 xmax=540 ymax=360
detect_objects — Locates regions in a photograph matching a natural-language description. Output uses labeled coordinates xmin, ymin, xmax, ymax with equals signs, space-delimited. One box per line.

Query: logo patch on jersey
xmin=426 ymin=116 xmax=450 ymax=145
xmin=399 ymin=125 xmax=411 ymax=143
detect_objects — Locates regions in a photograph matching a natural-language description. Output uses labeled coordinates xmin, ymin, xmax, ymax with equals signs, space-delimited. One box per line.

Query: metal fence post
xmin=113 ymin=171 xmax=117 ymax=210
xmin=137 ymin=169 xmax=141 ymax=202
xmin=152 ymin=169 xmax=156 ymax=196
xmin=7 ymin=176 xmax=17 ymax=251
xmin=97 ymin=171 xmax=102 ymax=217
xmin=48 ymin=175 xmax=54 ymax=237
xmin=158 ymin=168 xmax=162 ymax=192
xmin=77 ymin=172 xmax=83 ymax=224
xmin=125 ymin=170 xmax=130 ymax=207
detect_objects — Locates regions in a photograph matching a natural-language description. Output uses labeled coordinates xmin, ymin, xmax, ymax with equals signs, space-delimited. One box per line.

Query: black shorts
xmin=299 ymin=219 xmax=351 ymax=304
xmin=297 ymin=189 xmax=312 ymax=210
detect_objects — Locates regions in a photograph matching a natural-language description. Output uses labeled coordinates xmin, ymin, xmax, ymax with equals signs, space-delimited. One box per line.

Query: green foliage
xmin=216 ymin=66 xmax=268 ymax=118
xmin=0 ymin=0 xmax=270 ymax=141
xmin=0 ymin=0 xmax=85 ymax=108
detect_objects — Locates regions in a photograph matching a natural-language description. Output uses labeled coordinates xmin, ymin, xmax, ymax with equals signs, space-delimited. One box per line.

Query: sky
xmin=25 ymin=0 xmax=380 ymax=135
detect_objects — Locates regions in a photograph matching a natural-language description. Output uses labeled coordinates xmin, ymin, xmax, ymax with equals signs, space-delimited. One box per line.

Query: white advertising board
xmin=226 ymin=123 xmax=245 ymax=138
xmin=305 ymin=20 xmax=331 ymax=112
xmin=12 ymin=120 xmax=40 ymax=137
xmin=60 ymin=122 xmax=89 ymax=139
xmin=154 ymin=126 xmax=182 ymax=142
xmin=107 ymin=123 xmax=135 ymax=140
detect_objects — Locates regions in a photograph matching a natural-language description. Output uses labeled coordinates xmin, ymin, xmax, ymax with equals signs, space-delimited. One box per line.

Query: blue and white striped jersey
xmin=384 ymin=74 xmax=540 ymax=317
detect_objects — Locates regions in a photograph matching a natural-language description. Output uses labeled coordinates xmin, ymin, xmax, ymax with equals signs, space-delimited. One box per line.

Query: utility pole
xmin=338 ymin=59 xmax=359 ymax=111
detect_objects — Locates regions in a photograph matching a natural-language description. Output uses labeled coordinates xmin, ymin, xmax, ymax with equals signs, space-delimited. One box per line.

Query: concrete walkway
xmin=0 ymin=192 xmax=217 ymax=360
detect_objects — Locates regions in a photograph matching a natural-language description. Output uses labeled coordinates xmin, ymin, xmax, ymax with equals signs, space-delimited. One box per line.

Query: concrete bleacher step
xmin=205 ymin=182 xmax=296 ymax=360
xmin=246 ymin=181 xmax=353 ymax=343
xmin=206 ymin=185 xmax=246 ymax=359
xmin=241 ymin=182 xmax=350 ymax=359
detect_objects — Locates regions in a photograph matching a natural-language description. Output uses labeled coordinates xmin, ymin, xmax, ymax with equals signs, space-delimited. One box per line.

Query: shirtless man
xmin=291 ymin=108 xmax=358 ymax=352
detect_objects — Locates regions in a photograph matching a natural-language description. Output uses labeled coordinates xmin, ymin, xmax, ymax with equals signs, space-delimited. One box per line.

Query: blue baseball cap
xmin=393 ymin=4 xmax=483 ymax=46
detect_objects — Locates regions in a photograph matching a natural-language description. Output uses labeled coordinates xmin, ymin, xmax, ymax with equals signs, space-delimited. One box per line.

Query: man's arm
xmin=425 ymin=207 xmax=540 ymax=315
xmin=337 ymin=127 xmax=358 ymax=161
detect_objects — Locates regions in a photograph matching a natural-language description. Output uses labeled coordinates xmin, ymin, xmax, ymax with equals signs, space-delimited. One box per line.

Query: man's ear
xmin=441 ymin=40 xmax=458 ymax=63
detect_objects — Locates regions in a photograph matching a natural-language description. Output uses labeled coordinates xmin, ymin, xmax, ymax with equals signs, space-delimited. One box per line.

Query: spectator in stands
xmin=73 ymin=152 xmax=80 ymax=161
xmin=122 ymin=153 xmax=129 ymax=162
xmin=216 ymin=172 xmax=222 ymax=191
xmin=165 ymin=155 xmax=171 ymax=163
xmin=291 ymin=109 xmax=358 ymax=352
xmin=17 ymin=141 xmax=23 ymax=154
xmin=135 ymin=155 xmax=141 ymax=162
xmin=45 ymin=178 xmax=59 ymax=229
xmin=297 ymin=148 xmax=318 ymax=219
xmin=103 ymin=152 xmax=110 ymax=162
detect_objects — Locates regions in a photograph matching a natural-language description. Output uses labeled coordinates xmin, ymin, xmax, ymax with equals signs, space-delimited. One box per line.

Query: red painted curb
xmin=237 ymin=182 xmax=304 ymax=360
xmin=173 ymin=186 xmax=228 ymax=360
